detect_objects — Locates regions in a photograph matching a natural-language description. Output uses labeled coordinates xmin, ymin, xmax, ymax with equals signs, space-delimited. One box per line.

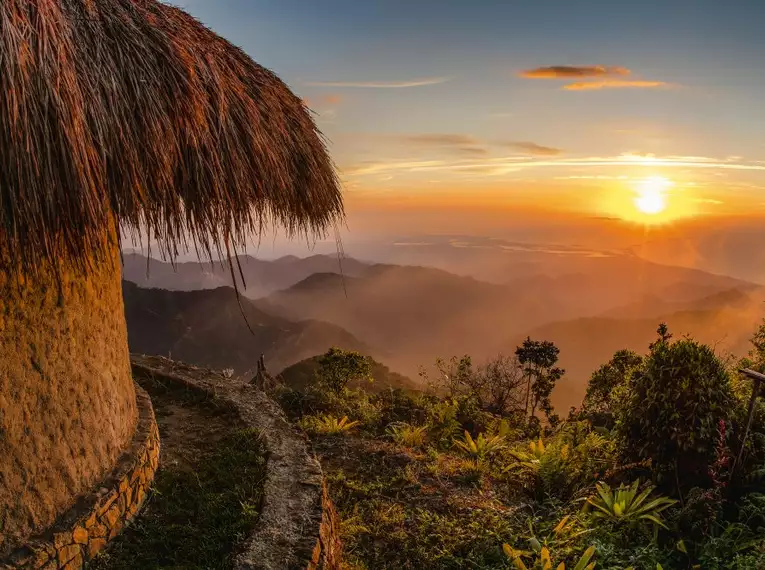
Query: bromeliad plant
xmin=453 ymin=430 xmax=507 ymax=460
xmin=387 ymin=422 xmax=428 ymax=448
xmin=503 ymin=542 xmax=596 ymax=570
xmin=503 ymin=515 xmax=595 ymax=570
xmin=585 ymin=480 xmax=676 ymax=538
xmin=300 ymin=414 xmax=361 ymax=435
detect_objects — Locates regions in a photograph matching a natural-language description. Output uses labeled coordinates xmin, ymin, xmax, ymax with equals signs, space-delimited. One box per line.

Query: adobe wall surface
xmin=0 ymin=384 xmax=159 ymax=570
xmin=0 ymin=242 xmax=137 ymax=555
xmin=130 ymin=355 xmax=342 ymax=570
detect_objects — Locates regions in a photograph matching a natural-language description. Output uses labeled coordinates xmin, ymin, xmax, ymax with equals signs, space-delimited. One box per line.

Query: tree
xmin=316 ymin=347 xmax=372 ymax=396
xmin=515 ymin=338 xmax=564 ymax=421
xmin=583 ymin=349 xmax=643 ymax=419
xmin=649 ymin=322 xmax=673 ymax=351
xmin=421 ymin=355 xmax=474 ymax=398
xmin=422 ymin=354 xmax=525 ymax=415
xmin=615 ymin=325 xmax=736 ymax=494
xmin=473 ymin=354 xmax=526 ymax=415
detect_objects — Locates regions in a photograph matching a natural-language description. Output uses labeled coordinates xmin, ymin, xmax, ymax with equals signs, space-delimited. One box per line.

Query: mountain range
xmin=121 ymin=250 xmax=765 ymax=412
xmin=122 ymin=280 xmax=368 ymax=376
xmin=121 ymin=252 xmax=369 ymax=298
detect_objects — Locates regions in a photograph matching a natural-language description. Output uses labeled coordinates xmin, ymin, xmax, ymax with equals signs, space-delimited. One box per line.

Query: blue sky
xmin=172 ymin=0 xmax=765 ymax=226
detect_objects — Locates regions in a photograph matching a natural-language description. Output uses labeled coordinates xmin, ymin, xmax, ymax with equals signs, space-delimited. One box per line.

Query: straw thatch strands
xmin=0 ymin=0 xmax=343 ymax=558
xmin=0 ymin=0 xmax=343 ymax=276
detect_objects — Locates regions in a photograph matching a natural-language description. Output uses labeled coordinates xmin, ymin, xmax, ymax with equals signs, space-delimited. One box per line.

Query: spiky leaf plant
xmin=453 ymin=430 xmax=506 ymax=460
xmin=585 ymin=480 xmax=676 ymax=537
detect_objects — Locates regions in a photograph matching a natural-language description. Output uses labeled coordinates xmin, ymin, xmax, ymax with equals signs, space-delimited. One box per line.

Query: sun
xmin=634 ymin=176 xmax=672 ymax=216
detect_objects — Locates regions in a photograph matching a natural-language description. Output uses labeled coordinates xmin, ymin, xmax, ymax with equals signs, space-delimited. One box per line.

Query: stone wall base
xmin=0 ymin=384 xmax=159 ymax=570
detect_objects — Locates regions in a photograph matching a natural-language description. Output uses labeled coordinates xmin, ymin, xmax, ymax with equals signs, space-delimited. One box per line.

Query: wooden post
xmin=730 ymin=368 xmax=764 ymax=482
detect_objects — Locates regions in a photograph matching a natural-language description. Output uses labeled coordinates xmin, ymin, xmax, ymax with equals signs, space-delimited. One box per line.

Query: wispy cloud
xmin=502 ymin=141 xmax=564 ymax=156
xmin=519 ymin=65 xmax=630 ymax=79
xmin=564 ymin=79 xmax=670 ymax=91
xmin=383 ymin=133 xmax=488 ymax=156
xmin=347 ymin=133 xmax=560 ymax=158
xmin=304 ymin=76 xmax=452 ymax=88
xmin=343 ymin=160 xmax=445 ymax=176
xmin=403 ymin=134 xmax=479 ymax=146
xmin=342 ymin=153 xmax=765 ymax=179
xmin=695 ymin=198 xmax=725 ymax=205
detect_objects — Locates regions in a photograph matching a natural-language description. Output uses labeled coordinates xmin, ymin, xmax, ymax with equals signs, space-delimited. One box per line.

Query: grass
xmin=92 ymin=376 xmax=267 ymax=570
xmin=312 ymin=434 xmax=524 ymax=570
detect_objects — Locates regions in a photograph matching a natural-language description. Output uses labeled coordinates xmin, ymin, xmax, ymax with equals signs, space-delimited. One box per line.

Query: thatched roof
xmin=0 ymin=0 xmax=343 ymax=273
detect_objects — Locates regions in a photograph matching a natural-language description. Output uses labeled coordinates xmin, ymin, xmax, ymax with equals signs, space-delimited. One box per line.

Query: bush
xmin=387 ymin=422 xmax=428 ymax=448
xmin=615 ymin=329 xmax=736 ymax=493
xmin=316 ymin=347 xmax=372 ymax=396
xmin=583 ymin=349 xmax=642 ymax=428
xmin=505 ymin=423 xmax=615 ymax=502
xmin=299 ymin=414 xmax=361 ymax=435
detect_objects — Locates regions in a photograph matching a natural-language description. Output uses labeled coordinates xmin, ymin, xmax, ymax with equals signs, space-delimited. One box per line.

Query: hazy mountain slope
xmin=121 ymin=253 xmax=369 ymax=298
xmin=598 ymin=286 xmax=762 ymax=320
xmin=261 ymin=264 xmax=565 ymax=376
xmin=261 ymin=259 xmax=759 ymax=382
xmin=122 ymin=281 xmax=370 ymax=375
xmin=514 ymin=301 xmax=762 ymax=413
xmin=277 ymin=355 xmax=419 ymax=393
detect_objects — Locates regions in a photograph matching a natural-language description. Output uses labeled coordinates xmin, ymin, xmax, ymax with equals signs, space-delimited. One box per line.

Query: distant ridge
xmin=121 ymin=252 xmax=369 ymax=298
xmin=121 ymin=280 xmax=370 ymax=375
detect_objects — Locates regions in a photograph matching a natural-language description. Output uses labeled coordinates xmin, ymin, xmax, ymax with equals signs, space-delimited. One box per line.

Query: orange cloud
xmin=503 ymin=141 xmax=563 ymax=156
xmin=564 ymin=79 xmax=669 ymax=91
xmin=519 ymin=65 xmax=630 ymax=79
xmin=322 ymin=94 xmax=343 ymax=105
xmin=302 ymin=94 xmax=343 ymax=108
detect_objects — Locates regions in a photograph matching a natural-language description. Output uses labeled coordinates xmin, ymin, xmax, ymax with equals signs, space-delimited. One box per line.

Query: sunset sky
xmin=172 ymin=0 xmax=765 ymax=238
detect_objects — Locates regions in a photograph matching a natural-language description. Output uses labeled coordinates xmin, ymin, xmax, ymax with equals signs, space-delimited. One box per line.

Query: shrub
xmin=503 ymin=542 xmax=596 ymax=570
xmin=585 ymin=480 xmax=676 ymax=539
xmin=453 ymin=430 xmax=507 ymax=461
xmin=424 ymin=398 xmax=461 ymax=449
xmin=615 ymin=329 xmax=736 ymax=492
xmin=506 ymin=426 xmax=615 ymax=502
xmin=583 ymin=349 xmax=642 ymax=428
xmin=316 ymin=347 xmax=372 ymax=396
xmin=300 ymin=414 xmax=361 ymax=435
xmin=387 ymin=422 xmax=428 ymax=448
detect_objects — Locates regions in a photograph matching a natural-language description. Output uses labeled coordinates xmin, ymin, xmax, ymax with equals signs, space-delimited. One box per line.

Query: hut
xmin=0 ymin=0 xmax=342 ymax=556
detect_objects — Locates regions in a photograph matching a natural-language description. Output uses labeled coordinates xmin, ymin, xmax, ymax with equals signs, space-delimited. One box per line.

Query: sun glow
xmin=634 ymin=176 xmax=672 ymax=215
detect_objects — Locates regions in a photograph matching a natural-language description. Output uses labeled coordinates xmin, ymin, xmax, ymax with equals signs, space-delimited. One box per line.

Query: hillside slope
xmin=122 ymin=281 xmax=370 ymax=375
xmin=260 ymin=265 xmax=558 ymax=376
xmin=514 ymin=297 xmax=762 ymax=412
xmin=261 ymin=260 xmax=759 ymax=382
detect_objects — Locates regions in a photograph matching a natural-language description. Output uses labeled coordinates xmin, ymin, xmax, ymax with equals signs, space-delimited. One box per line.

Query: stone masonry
xmin=130 ymin=354 xmax=342 ymax=570
xmin=0 ymin=385 xmax=159 ymax=570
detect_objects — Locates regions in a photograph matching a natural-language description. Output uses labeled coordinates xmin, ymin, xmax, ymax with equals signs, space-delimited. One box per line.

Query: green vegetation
xmin=316 ymin=347 xmax=373 ymax=395
xmin=274 ymin=330 xmax=765 ymax=569
xmin=93 ymin=378 xmax=266 ymax=570
xmin=615 ymin=328 xmax=736 ymax=493
xmin=388 ymin=422 xmax=429 ymax=447
xmin=300 ymin=413 xmax=362 ymax=435
xmin=278 ymin=352 xmax=418 ymax=393
xmin=585 ymin=481 xmax=676 ymax=537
